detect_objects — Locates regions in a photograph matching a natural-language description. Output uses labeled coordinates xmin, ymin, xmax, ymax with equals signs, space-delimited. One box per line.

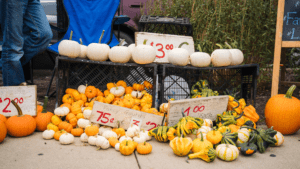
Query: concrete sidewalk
xmin=0 ymin=127 xmax=299 ymax=169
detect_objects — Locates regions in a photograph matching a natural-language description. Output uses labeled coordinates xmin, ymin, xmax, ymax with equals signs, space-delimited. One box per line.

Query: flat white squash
xmin=190 ymin=52 xmax=211 ymax=67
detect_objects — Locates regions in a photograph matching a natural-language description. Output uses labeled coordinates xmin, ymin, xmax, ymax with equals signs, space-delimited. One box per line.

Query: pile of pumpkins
xmin=150 ymin=96 xmax=285 ymax=163
xmin=58 ymin=30 xmax=243 ymax=68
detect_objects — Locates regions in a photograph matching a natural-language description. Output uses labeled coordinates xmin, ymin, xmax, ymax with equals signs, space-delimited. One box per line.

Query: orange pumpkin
xmin=116 ymin=80 xmax=127 ymax=88
xmin=71 ymin=104 xmax=82 ymax=115
xmin=113 ymin=100 xmax=125 ymax=107
xmin=60 ymin=103 xmax=72 ymax=110
xmin=65 ymin=88 xmax=76 ymax=95
xmin=132 ymin=105 xmax=141 ymax=111
xmin=143 ymin=80 xmax=153 ymax=89
xmin=265 ymin=85 xmax=300 ymax=135
xmin=123 ymin=97 xmax=135 ymax=108
xmin=125 ymin=87 xmax=134 ymax=94
xmin=73 ymin=100 xmax=84 ymax=107
xmin=71 ymin=128 xmax=84 ymax=137
xmin=54 ymin=130 xmax=67 ymax=140
xmin=66 ymin=113 xmax=76 ymax=121
xmin=141 ymin=97 xmax=152 ymax=107
xmin=243 ymin=105 xmax=259 ymax=123
xmin=104 ymin=90 xmax=110 ymax=97
xmin=0 ymin=114 xmax=7 ymax=123
xmin=0 ymin=121 xmax=7 ymax=143
xmin=105 ymin=94 xmax=115 ymax=104
xmin=6 ymin=100 xmax=36 ymax=137
xmin=107 ymin=83 xmax=116 ymax=90
xmin=85 ymin=124 xmax=99 ymax=136
xmin=71 ymin=90 xmax=81 ymax=101
xmin=80 ymin=93 xmax=87 ymax=103
xmin=96 ymin=88 xmax=104 ymax=97
xmin=112 ymin=122 xmax=126 ymax=137
xmin=228 ymin=124 xmax=240 ymax=133
xmin=76 ymin=113 xmax=84 ymax=119
xmin=96 ymin=96 xmax=105 ymax=102
xmin=85 ymin=86 xmax=97 ymax=98
xmin=58 ymin=121 xmax=73 ymax=133
xmin=35 ymin=96 xmax=54 ymax=131
xmin=69 ymin=117 xmax=78 ymax=128
xmin=37 ymin=104 xmax=43 ymax=115
xmin=133 ymin=83 xmax=144 ymax=91
xmin=108 ymin=137 xmax=119 ymax=147
xmin=62 ymin=94 xmax=74 ymax=104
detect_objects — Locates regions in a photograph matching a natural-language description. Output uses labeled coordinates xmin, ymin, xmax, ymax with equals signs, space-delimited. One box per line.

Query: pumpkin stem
xmin=144 ymin=141 xmax=146 ymax=145
xmin=225 ymin=41 xmax=233 ymax=49
xmin=197 ymin=44 xmax=202 ymax=52
xmin=99 ymin=30 xmax=105 ymax=43
xmin=200 ymin=131 xmax=204 ymax=141
xmin=11 ymin=100 xmax=23 ymax=116
xmin=69 ymin=30 xmax=73 ymax=40
xmin=41 ymin=96 xmax=48 ymax=113
xmin=284 ymin=85 xmax=296 ymax=99
xmin=178 ymin=42 xmax=189 ymax=48
xmin=216 ymin=43 xmax=223 ymax=49
xmin=143 ymin=39 xmax=148 ymax=45
xmin=80 ymin=38 xmax=83 ymax=45
xmin=234 ymin=111 xmax=244 ymax=120
xmin=118 ymin=39 xmax=125 ymax=46
xmin=126 ymin=140 xmax=128 ymax=146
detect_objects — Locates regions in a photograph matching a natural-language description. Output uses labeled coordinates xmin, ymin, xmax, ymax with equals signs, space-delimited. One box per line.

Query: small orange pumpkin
xmin=71 ymin=128 xmax=84 ymax=137
xmin=96 ymin=88 xmax=104 ymax=97
xmin=71 ymin=104 xmax=82 ymax=115
xmin=104 ymin=90 xmax=110 ymax=97
xmin=143 ymin=81 xmax=153 ymax=90
xmin=66 ymin=113 xmax=76 ymax=121
xmin=123 ymin=97 xmax=135 ymax=108
xmin=105 ymin=94 xmax=115 ymax=104
xmin=112 ymin=122 xmax=126 ymax=137
xmin=35 ymin=96 xmax=54 ymax=132
xmin=85 ymin=124 xmax=99 ymax=136
xmin=85 ymin=86 xmax=97 ymax=98
xmin=141 ymin=97 xmax=152 ymax=107
xmin=107 ymin=83 xmax=116 ymax=90
xmin=76 ymin=113 xmax=84 ymax=119
xmin=69 ymin=117 xmax=78 ymax=128
xmin=54 ymin=130 xmax=67 ymax=140
xmin=80 ymin=93 xmax=87 ymax=103
xmin=71 ymin=90 xmax=81 ymax=101
xmin=58 ymin=121 xmax=73 ymax=133
xmin=108 ymin=137 xmax=119 ymax=147
xmin=116 ymin=80 xmax=127 ymax=88
xmin=132 ymin=105 xmax=141 ymax=111
xmin=65 ymin=88 xmax=76 ymax=95
xmin=133 ymin=83 xmax=144 ymax=91
xmin=0 ymin=114 xmax=7 ymax=123
xmin=125 ymin=87 xmax=134 ymax=94
xmin=96 ymin=96 xmax=105 ymax=102
xmin=0 ymin=121 xmax=7 ymax=143
xmin=62 ymin=94 xmax=74 ymax=104
xmin=113 ymin=100 xmax=125 ymax=107
xmin=47 ymin=123 xmax=59 ymax=132
xmin=60 ymin=103 xmax=72 ymax=110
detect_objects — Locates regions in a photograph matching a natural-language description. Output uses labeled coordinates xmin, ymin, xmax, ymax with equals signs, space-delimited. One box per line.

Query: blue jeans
xmin=1 ymin=0 xmax=53 ymax=86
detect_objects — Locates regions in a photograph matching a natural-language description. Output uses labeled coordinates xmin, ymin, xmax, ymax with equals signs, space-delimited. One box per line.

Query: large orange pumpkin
xmin=6 ymin=100 xmax=36 ymax=137
xmin=0 ymin=114 xmax=7 ymax=123
xmin=0 ymin=121 xmax=7 ymax=143
xmin=265 ymin=85 xmax=300 ymax=135
xmin=35 ymin=96 xmax=54 ymax=132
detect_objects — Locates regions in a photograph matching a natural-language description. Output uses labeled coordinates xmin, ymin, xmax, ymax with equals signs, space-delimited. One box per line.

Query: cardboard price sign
xmin=167 ymin=96 xmax=228 ymax=126
xmin=135 ymin=32 xmax=195 ymax=63
xmin=90 ymin=101 xmax=164 ymax=130
xmin=0 ymin=85 xmax=37 ymax=117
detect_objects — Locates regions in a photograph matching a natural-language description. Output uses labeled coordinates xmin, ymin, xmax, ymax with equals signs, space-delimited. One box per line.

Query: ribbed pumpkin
xmin=169 ymin=136 xmax=193 ymax=156
xmin=192 ymin=132 xmax=213 ymax=153
xmin=0 ymin=121 xmax=7 ymax=143
xmin=35 ymin=96 xmax=54 ymax=131
xmin=265 ymin=85 xmax=300 ymax=134
xmin=6 ymin=100 xmax=36 ymax=137
xmin=58 ymin=121 xmax=73 ymax=133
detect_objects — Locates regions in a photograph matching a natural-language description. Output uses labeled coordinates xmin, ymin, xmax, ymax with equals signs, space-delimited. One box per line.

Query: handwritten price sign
xmin=167 ymin=96 xmax=229 ymax=126
xmin=0 ymin=85 xmax=37 ymax=117
xmin=90 ymin=101 xmax=163 ymax=130
xmin=135 ymin=32 xmax=195 ymax=63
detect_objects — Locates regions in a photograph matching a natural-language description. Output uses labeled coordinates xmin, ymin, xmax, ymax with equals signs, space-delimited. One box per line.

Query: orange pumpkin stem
xmin=41 ymin=96 xmax=48 ymax=113
xmin=11 ymin=100 xmax=23 ymax=116
xmin=284 ymin=85 xmax=296 ymax=99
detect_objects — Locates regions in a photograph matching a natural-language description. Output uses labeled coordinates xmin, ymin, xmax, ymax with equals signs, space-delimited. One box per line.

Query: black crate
xmin=159 ymin=64 xmax=259 ymax=106
xmin=138 ymin=15 xmax=193 ymax=36
xmin=55 ymin=56 xmax=157 ymax=107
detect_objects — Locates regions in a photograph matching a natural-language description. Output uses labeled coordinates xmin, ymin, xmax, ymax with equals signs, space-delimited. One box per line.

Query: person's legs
xmin=1 ymin=0 xmax=28 ymax=86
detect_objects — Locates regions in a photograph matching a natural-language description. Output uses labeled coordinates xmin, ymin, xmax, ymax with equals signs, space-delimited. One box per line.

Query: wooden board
xmin=167 ymin=96 xmax=228 ymax=127
xmin=90 ymin=101 xmax=164 ymax=131
xmin=135 ymin=32 xmax=195 ymax=63
xmin=0 ymin=85 xmax=37 ymax=117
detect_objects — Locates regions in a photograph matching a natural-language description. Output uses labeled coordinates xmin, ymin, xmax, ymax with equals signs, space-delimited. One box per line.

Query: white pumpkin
xmin=126 ymin=125 xmax=140 ymax=137
xmin=78 ymin=38 xmax=87 ymax=59
xmin=109 ymin=45 xmax=131 ymax=63
xmin=131 ymin=91 xmax=143 ymax=99
xmin=211 ymin=49 xmax=232 ymax=67
xmin=197 ymin=126 xmax=212 ymax=134
xmin=77 ymin=85 xmax=87 ymax=94
xmin=128 ymin=44 xmax=135 ymax=62
xmin=119 ymin=135 xmax=132 ymax=143
xmin=131 ymin=125 xmax=140 ymax=133
xmin=102 ymin=130 xmax=118 ymax=140
xmin=159 ymin=103 xmax=168 ymax=113
xmin=80 ymin=133 xmax=89 ymax=142
xmin=115 ymin=143 xmax=120 ymax=151
xmin=236 ymin=128 xmax=250 ymax=145
xmin=88 ymin=136 xmax=98 ymax=146
xmin=274 ymin=131 xmax=284 ymax=146
xmin=216 ymin=144 xmax=239 ymax=161
xmin=132 ymin=39 xmax=156 ymax=64
xmin=58 ymin=31 xmax=81 ymax=58
xmin=77 ymin=119 xmax=91 ymax=128
xmin=168 ymin=42 xmax=190 ymax=66
xmin=229 ymin=49 xmax=244 ymax=66
xmin=110 ymin=86 xmax=125 ymax=97
xmin=54 ymin=107 xmax=70 ymax=116
xmin=95 ymin=136 xmax=110 ymax=149
xmin=83 ymin=109 xmax=92 ymax=119
xmin=196 ymin=131 xmax=207 ymax=140
xmin=133 ymin=134 xmax=147 ymax=144
xmin=139 ymin=130 xmax=152 ymax=141
xmin=98 ymin=126 xmax=112 ymax=136
xmin=59 ymin=133 xmax=75 ymax=145
xmin=203 ymin=119 xmax=213 ymax=127
xmin=190 ymin=52 xmax=211 ymax=67
xmin=86 ymin=30 xmax=110 ymax=61
xmin=42 ymin=129 xmax=55 ymax=140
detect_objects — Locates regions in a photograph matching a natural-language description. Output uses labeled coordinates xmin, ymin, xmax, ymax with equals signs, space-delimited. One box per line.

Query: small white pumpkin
xmin=211 ymin=49 xmax=232 ymax=67
xmin=159 ymin=103 xmax=168 ymax=113
xmin=98 ymin=126 xmax=112 ymax=136
xmin=83 ymin=109 xmax=92 ymax=119
xmin=274 ymin=131 xmax=284 ymax=146
xmin=42 ymin=129 xmax=55 ymax=140
xmin=236 ymin=128 xmax=250 ymax=145
xmin=203 ymin=119 xmax=213 ymax=127
xmin=95 ymin=136 xmax=110 ymax=149
xmin=119 ymin=135 xmax=132 ymax=143
xmin=126 ymin=125 xmax=140 ymax=137
xmin=110 ymin=86 xmax=125 ymax=97
xmin=216 ymin=144 xmax=239 ymax=161
xmin=102 ymin=130 xmax=118 ymax=140
xmin=86 ymin=30 xmax=110 ymax=61
xmin=139 ymin=130 xmax=152 ymax=141
xmin=59 ymin=133 xmax=75 ymax=145
xmin=54 ymin=107 xmax=70 ymax=116
xmin=109 ymin=40 xmax=131 ymax=63
xmin=190 ymin=52 xmax=211 ymax=67
xmin=132 ymin=39 xmax=156 ymax=64
xmin=77 ymin=119 xmax=91 ymax=128
xmin=77 ymin=85 xmax=87 ymax=94
xmin=78 ymin=38 xmax=87 ymax=59
xmin=196 ymin=132 xmax=207 ymax=140
xmin=128 ymin=44 xmax=135 ymax=62
xmin=88 ymin=136 xmax=98 ymax=146
xmin=80 ymin=133 xmax=89 ymax=142
xmin=168 ymin=42 xmax=190 ymax=66
xmin=197 ymin=126 xmax=212 ymax=134
xmin=133 ymin=134 xmax=147 ymax=144
xmin=58 ymin=31 xmax=81 ymax=58
xmin=115 ymin=143 xmax=120 ymax=151
xmin=131 ymin=91 xmax=143 ymax=99
xmin=225 ymin=42 xmax=244 ymax=66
